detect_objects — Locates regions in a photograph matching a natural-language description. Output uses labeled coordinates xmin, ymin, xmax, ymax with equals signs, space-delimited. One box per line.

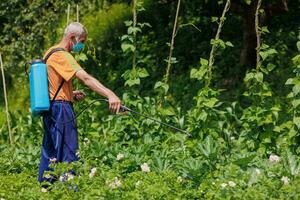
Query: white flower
xmin=59 ymin=175 xmax=65 ymax=182
xmin=76 ymin=151 xmax=80 ymax=158
xmin=84 ymin=137 xmax=90 ymax=145
xmin=116 ymin=153 xmax=125 ymax=161
xmin=230 ymin=136 xmax=235 ymax=140
xmin=135 ymin=180 xmax=142 ymax=187
xmin=177 ymin=176 xmax=183 ymax=183
xmin=255 ymin=168 xmax=261 ymax=175
xmin=41 ymin=188 xmax=48 ymax=193
xmin=109 ymin=177 xmax=122 ymax=189
xmin=66 ymin=173 xmax=74 ymax=181
xmin=49 ymin=157 xmax=57 ymax=164
xmin=89 ymin=167 xmax=97 ymax=178
xmin=281 ymin=176 xmax=289 ymax=185
xmin=221 ymin=183 xmax=227 ymax=188
xmin=91 ymin=167 xmax=97 ymax=174
xmin=269 ymin=154 xmax=281 ymax=163
xmin=228 ymin=181 xmax=236 ymax=187
xmin=141 ymin=163 xmax=150 ymax=173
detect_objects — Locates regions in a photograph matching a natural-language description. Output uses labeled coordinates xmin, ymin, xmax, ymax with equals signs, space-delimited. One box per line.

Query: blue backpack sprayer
xmin=27 ymin=48 xmax=66 ymax=116
xmin=27 ymin=49 xmax=190 ymax=136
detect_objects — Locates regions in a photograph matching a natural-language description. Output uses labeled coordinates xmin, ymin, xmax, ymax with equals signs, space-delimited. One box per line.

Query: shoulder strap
xmin=44 ymin=47 xmax=65 ymax=63
xmin=44 ymin=47 xmax=66 ymax=102
xmin=52 ymin=80 xmax=65 ymax=101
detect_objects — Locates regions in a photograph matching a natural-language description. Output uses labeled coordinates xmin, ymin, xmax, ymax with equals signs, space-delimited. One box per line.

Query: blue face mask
xmin=72 ymin=39 xmax=85 ymax=52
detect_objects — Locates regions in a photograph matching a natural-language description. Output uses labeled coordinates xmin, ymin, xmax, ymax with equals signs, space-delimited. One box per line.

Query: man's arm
xmin=75 ymin=69 xmax=121 ymax=113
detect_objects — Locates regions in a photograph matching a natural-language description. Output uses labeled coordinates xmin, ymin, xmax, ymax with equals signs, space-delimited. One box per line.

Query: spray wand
xmin=51 ymin=98 xmax=191 ymax=136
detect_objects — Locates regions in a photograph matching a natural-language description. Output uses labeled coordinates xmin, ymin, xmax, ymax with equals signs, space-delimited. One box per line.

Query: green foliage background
xmin=0 ymin=0 xmax=300 ymax=199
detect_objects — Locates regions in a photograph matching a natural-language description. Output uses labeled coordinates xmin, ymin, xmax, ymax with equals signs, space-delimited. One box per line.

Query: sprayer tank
xmin=29 ymin=59 xmax=50 ymax=116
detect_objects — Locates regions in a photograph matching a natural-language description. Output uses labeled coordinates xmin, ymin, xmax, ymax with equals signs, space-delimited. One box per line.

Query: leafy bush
xmin=1 ymin=0 xmax=300 ymax=199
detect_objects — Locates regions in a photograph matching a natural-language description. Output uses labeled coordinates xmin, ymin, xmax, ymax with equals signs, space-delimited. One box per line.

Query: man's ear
xmin=66 ymin=33 xmax=76 ymax=40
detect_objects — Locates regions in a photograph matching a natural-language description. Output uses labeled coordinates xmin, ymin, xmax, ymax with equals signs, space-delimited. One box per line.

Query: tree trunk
xmin=231 ymin=0 xmax=288 ymax=69
xmin=240 ymin=2 xmax=257 ymax=67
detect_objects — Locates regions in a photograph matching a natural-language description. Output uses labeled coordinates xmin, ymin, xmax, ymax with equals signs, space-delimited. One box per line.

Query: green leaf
xmin=297 ymin=41 xmax=300 ymax=52
xmin=121 ymin=35 xmax=127 ymax=41
xmin=128 ymin=27 xmax=142 ymax=34
xmin=137 ymin=68 xmax=149 ymax=78
xmin=203 ymin=98 xmax=219 ymax=108
xmin=158 ymin=106 xmax=175 ymax=116
xmin=259 ymin=48 xmax=277 ymax=60
xmin=234 ymin=154 xmax=256 ymax=167
xmin=287 ymin=92 xmax=294 ymax=98
xmin=292 ymin=55 xmax=300 ymax=65
xmin=293 ymin=117 xmax=300 ymax=129
xmin=198 ymin=136 xmax=216 ymax=158
xmin=255 ymin=72 xmax=263 ymax=82
xmin=190 ymin=65 xmax=207 ymax=80
xmin=273 ymin=126 xmax=281 ymax=133
xmin=262 ymin=90 xmax=272 ymax=96
xmin=225 ymin=41 xmax=234 ymax=47
xmin=125 ymin=78 xmax=140 ymax=86
xmin=292 ymin=84 xmax=300 ymax=96
xmin=211 ymin=39 xmax=225 ymax=49
xmin=292 ymin=99 xmax=300 ymax=108
xmin=79 ymin=53 xmax=88 ymax=61
xmin=190 ymin=68 xmax=199 ymax=79
xmin=267 ymin=63 xmax=276 ymax=72
xmin=248 ymin=168 xmax=261 ymax=186
xmin=154 ymin=81 xmax=169 ymax=93
xmin=261 ymin=26 xmax=270 ymax=34
xmin=198 ymin=111 xmax=208 ymax=122
xmin=164 ymin=57 xmax=178 ymax=64
xmin=124 ymin=20 xmax=133 ymax=26
xmin=138 ymin=22 xmax=151 ymax=28
xmin=121 ymin=35 xmax=131 ymax=41
xmin=121 ymin=43 xmax=135 ymax=52
xmin=244 ymin=0 xmax=252 ymax=5
xmin=285 ymin=151 xmax=300 ymax=176
xmin=286 ymin=78 xmax=295 ymax=85
xmin=244 ymin=72 xmax=254 ymax=82
xmin=200 ymin=58 xmax=208 ymax=66
xmin=91 ymin=122 xmax=100 ymax=129
xmin=211 ymin=17 xmax=218 ymax=23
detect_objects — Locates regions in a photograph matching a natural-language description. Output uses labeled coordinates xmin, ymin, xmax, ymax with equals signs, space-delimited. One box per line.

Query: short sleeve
xmin=47 ymin=51 xmax=82 ymax=81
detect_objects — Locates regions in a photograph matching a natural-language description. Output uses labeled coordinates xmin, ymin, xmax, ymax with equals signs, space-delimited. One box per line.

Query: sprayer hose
xmin=49 ymin=98 xmax=191 ymax=136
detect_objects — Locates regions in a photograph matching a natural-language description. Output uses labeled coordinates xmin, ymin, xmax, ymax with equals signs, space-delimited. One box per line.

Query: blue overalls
xmin=38 ymin=100 xmax=79 ymax=183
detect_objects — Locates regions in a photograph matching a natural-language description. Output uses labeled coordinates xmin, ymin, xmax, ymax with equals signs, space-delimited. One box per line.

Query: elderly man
xmin=38 ymin=22 xmax=121 ymax=184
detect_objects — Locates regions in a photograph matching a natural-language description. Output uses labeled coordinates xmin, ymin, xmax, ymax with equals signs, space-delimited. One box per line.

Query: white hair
xmin=64 ymin=22 xmax=87 ymax=37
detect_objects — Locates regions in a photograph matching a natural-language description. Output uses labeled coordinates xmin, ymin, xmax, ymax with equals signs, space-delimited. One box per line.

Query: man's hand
xmin=108 ymin=94 xmax=121 ymax=114
xmin=75 ymin=70 xmax=122 ymax=113
xmin=73 ymin=90 xmax=86 ymax=101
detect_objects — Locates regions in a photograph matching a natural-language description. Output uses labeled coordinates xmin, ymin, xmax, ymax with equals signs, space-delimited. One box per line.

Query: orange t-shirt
xmin=44 ymin=45 xmax=82 ymax=101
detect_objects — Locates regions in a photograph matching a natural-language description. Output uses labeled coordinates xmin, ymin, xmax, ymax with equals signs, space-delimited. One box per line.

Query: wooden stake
xmin=255 ymin=0 xmax=262 ymax=71
xmin=207 ymin=0 xmax=231 ymax=87
xmin=164 ymin=0 xmax=181 ymax=85
xmin=132 ymin=0 xmax=137 ymax=70
xmin=0 ymin=53 xmax=13 ymax=145
xmin=77 ymin=4 xmax=79 ymax=22
xmin=67 ymin=4 xmax=70 ymax=25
